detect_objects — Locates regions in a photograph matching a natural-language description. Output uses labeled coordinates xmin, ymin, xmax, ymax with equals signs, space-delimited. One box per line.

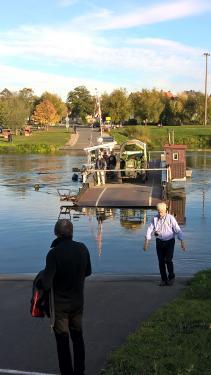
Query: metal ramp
xmin=76 ymin=182 xmax=162 ymax=208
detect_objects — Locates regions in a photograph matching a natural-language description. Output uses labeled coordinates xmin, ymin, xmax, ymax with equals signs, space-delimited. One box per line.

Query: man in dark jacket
xmin=107 ymin=151 xmax=117 ymax=179
xmin=41 ymin=219 xmax=92 ymax=375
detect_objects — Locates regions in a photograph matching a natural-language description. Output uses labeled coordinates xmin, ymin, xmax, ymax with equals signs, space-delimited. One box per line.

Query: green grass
xmin=0 ymin=128 xmax=71 ymax=153
xmin=111 ymin=125 xmax=211 ymax=150
xmin=102 ymin=270 xmax=211 ymax=375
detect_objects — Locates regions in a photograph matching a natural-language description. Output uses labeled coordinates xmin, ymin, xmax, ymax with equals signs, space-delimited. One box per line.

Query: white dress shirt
xmin=145 ymin=214 xmax=184 ymax=241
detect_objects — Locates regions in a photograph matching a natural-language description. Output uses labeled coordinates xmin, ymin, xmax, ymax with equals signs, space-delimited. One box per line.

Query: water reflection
xmin=0 ymin=152 xmax=211 ymax=275
xmin=167 ymin=196 xmax=186 ymax=224
xmin=0 ymin=154 xmax=84 ymax=195
xmin=58 ymin=201 xmax=185 ymax=258
xmin=187 ymin=150 xmax=211 ymax=169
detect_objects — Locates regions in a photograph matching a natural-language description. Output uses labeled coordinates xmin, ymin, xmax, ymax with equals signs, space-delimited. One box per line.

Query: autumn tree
xmin=41 ymin=92 xmax=68 ymax=123
xmin=32 ymin=99 xmax=57 ymax=126
xmin=67 ymin=86 xmax=94 ymax=122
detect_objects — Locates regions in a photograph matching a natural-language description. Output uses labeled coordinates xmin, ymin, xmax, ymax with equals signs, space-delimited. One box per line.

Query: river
xmin=0 ymin=152 xmax=210 ymax=276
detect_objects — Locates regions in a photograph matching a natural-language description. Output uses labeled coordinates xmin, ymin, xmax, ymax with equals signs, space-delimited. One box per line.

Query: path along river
xmin=0 ymin=151 xmax=211 ymax=276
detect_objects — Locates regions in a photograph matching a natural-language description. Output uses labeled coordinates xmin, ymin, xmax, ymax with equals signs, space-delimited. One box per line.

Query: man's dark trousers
xmin=54 ymin=310 xmax=85 ymax=375
xmin=156 ymin=238 xmax=175 ymax=282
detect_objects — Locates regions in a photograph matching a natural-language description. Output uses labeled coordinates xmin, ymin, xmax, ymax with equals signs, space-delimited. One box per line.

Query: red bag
xmin=31 ymin=290 xmax=45 ymax=318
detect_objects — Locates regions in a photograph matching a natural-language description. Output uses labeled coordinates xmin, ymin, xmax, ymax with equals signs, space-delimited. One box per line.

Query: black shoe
xmin=167 ymin=278 xmax=175 ymax=286
xmin=159 ymin=280 xmax=167 ymax=286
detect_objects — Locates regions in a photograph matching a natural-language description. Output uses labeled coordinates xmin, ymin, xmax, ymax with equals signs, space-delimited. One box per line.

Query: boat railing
xmin=83 ymin=167 xmax=169 ymax=182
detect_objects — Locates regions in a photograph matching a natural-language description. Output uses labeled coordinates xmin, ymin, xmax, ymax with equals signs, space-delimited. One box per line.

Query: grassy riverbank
xmin=0 ymin=128 xmax=71 ymax=153
xmin=102 ymin=270 xmax=211 ymax=375
xmin=111 ymin=125 xmax=211 ymax=150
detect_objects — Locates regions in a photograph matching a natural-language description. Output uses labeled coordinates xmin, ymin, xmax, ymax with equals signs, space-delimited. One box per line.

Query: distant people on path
xmin=38 ymin=219 xmax=92 ymax=375
xmin=73 ymin=124 xmax=77 ymax=134
xmin=95 ymin=155 xmax=107 ymax=185
xmin=7 ymin=130 xmax=12 ymax=142
xmin=143 ymin=202 xmax=186 ymax=286
xmin=65 ymin=116 xmax=70 ymax=132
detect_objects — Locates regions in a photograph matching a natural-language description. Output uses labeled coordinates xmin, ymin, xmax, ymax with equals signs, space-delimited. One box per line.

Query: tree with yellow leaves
xmin=41 ymin=92 xmax=68 ymax=122
xmin=32 ymin=99 xmax=58 ymax=126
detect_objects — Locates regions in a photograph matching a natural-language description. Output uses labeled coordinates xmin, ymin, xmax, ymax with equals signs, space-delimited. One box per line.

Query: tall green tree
xmin=18 ymin=88 xmax=38 ymax=119
xmin=132 ymin=89 xmax=164 ymax=124
xmin=0 ymin=93 xmax=31 ymax=129
xmin=182 ymin=91 xmax=205 ymax=124
xmin=108 ymin=88 xmax=130 ymax=124
xmin=160 ymin=95 xmax=184 ymax=125
xmin=67 ymin=86 xmax=94 ymax=122
xmin=100 ymin=92 xmax=111 ymax=120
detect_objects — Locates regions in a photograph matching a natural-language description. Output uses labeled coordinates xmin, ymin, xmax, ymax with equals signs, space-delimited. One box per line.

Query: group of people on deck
xmin=95 ymin=151 xmax=117 ymax=185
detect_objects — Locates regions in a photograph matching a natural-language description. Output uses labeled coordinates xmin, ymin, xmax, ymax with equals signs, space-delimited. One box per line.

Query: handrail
xmin=82 ymin=167 xmax=170 ymax=183
xmin=85 ymin=167 xmax=168 ymax=172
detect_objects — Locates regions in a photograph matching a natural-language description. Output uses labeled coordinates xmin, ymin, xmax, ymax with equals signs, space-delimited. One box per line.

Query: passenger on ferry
xmin=107 ymin=151 xmax=117 ymax=169
xmin=107 ymin=151 xmax=117 ymax=179
xmin=102 ymin=151 xmax=109 ymax=166
xmin=95 ymin=155 xmax=107 ymax=185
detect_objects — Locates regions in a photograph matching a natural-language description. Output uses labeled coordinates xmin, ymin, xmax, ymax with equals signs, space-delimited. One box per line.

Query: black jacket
xmin=41 ymin=236 xmax=92 ymax=312
xmin=108 ymin=154 xmax=116 ymax=168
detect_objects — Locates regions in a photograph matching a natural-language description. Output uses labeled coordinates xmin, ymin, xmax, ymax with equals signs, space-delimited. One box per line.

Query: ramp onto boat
xmin=76 ymin=183 xmax=162 ymax=207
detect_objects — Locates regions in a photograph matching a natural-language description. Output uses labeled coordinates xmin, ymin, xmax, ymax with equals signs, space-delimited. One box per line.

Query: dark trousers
xmin=54 ymin=311 xmax=85 ymax=375
xmin=156 ymin=238 xmax=175 ymax=282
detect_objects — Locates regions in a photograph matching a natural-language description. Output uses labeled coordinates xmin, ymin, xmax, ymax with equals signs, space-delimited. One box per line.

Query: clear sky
xmin=0 ymin=0 xmax=210 ymax=99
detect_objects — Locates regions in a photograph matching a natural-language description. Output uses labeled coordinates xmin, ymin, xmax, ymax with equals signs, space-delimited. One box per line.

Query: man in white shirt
xmin=95 ymin=155 xmax=107 ymax=185
xmin=144 ymin=202 xmax=186 ymax=286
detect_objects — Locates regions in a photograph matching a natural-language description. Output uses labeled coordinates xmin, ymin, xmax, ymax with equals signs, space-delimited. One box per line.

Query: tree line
xmin=0 ymin=86 xmax=210 ymax=130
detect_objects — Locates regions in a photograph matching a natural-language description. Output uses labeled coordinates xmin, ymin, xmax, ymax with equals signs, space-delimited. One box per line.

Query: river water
xmin=0 ymin=152 xmax=210 ymax=276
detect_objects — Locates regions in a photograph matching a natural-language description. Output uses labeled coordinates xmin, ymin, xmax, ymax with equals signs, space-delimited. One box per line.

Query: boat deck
xmin=76 ymin=169 xmax=164 ymax=207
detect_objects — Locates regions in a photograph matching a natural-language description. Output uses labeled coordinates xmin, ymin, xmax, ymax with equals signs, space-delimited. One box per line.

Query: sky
xmin=0 ymin=0 xmax=210 ymax=100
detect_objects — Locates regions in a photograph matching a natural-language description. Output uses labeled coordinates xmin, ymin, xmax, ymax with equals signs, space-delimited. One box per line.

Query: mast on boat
xmin=94 ymin=88 xmax=103 ymax=138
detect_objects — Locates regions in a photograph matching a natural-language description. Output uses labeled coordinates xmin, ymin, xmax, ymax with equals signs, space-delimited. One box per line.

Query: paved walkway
xmin=0 ymin=275 xmax=188 ymax=375
xmin=60 ymin=127 xmax=100 ymax=151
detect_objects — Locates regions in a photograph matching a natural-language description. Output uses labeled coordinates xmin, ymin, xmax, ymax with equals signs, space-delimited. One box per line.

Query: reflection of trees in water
xmin=187 ymin=151 xmax=211 ymax=169
xmin=80 ymin=207 xmax=148 ymax=255
xmin=0 ymin=155 xmax=80 ymax=196
xmin=120 ymin=209 xmax=146 ymax=230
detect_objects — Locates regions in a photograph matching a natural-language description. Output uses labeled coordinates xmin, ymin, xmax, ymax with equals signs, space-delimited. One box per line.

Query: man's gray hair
xmin=157 ymin=202 xmax=167 ymax=211
xmin=54 ymin=219 xmax=73 ymax=237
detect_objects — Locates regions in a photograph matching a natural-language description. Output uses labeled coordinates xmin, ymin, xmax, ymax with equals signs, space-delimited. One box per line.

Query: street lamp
xmin=203 ymin=52 xmax=210 ymax=126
